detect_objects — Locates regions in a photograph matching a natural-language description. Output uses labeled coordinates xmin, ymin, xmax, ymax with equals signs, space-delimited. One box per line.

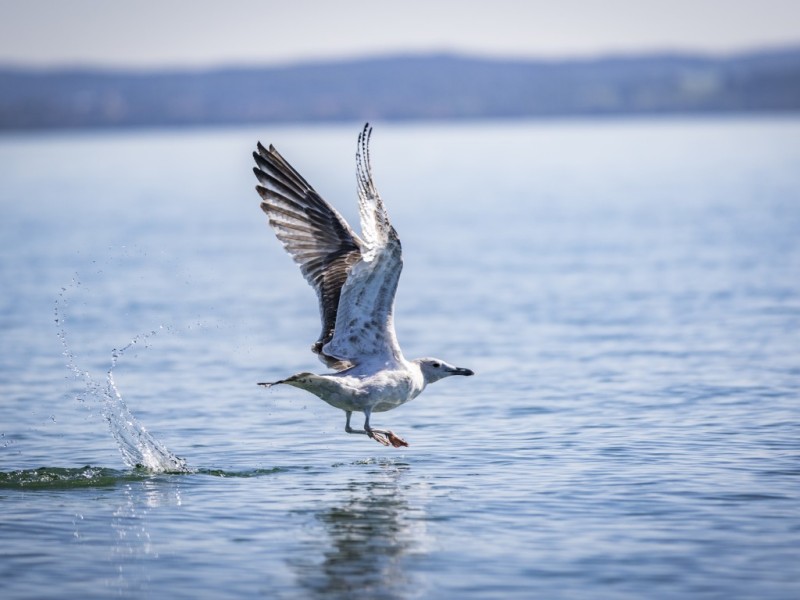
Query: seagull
xmin=253 ymin=124 xmax=474 ymax=448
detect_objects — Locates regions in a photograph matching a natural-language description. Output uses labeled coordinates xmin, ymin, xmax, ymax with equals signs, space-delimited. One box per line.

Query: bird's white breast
xmin=304 ymin=361 xmax=425 ymax=413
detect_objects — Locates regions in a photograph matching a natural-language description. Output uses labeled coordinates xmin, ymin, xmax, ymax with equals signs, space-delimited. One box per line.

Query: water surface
xmin=1 ymin=118 xmax=799 ymax=598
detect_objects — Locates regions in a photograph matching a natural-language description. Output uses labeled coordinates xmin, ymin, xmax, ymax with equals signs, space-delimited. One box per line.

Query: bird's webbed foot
xmin=368 ymin=428 xmax=409 ymax=448
xmin=347 ymin=411 xmax=409 ymax=448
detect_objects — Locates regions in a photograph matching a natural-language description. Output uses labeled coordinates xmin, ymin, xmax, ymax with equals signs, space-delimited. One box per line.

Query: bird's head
xmin=415 ymin=358 xmax=474 ymax=385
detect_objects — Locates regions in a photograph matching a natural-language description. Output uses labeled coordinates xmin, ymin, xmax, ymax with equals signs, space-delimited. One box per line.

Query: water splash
xmin=0 ymin=466 xmax=143 ymax=489
xmin=55 ymin=280 xmax=190 ymax=473
xmin=0 ymin=466 xmax=285 ymax=488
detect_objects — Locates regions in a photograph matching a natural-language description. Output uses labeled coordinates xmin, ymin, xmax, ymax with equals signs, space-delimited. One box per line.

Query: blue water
xmin=1 ymin=118 xmax=799 ymax=599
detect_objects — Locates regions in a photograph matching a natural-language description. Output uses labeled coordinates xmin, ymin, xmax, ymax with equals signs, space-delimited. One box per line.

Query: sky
xmin=1 ymin=0 xmax=800 ymax=69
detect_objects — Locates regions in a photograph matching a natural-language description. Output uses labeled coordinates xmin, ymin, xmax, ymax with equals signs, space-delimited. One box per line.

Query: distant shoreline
xmin=2 ymin=48 xmax=799 ymax=131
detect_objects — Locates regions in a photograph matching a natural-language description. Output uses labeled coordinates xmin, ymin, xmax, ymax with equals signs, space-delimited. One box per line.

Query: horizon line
xmin=2 ymin=42 xmax=800 ymax=74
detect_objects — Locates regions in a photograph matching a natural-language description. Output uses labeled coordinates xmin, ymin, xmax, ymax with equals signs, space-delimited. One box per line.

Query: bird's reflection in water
xmin=295 ymin=461 xmax=429 ymax=599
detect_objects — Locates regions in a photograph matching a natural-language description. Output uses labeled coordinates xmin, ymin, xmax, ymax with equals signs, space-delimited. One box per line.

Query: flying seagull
xmin=253 ymin=124 xmax=474 ymax=447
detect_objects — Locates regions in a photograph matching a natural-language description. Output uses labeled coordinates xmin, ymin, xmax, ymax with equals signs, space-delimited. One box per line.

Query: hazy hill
xmin=1 ymin=48 xmax=799 ymax=130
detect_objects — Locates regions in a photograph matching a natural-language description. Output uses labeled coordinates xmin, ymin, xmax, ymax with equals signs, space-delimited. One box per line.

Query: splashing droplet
xmin=55 ymin=278 xmax=190 ymax=474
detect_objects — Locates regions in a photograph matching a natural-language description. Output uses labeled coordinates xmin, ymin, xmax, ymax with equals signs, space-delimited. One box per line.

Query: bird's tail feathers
xmin=258 ymin=372 xmax=316 ymax=389
xmin=257 ymin=380 xmax=282 ymax=388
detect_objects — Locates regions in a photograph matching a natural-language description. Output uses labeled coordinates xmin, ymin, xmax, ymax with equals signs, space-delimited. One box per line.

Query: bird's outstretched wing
xmin=253 ymin=124 xmax=403 ymax=369
xmin=253 ymin=142 xmax=362 ymax=366
xmin=321 ymin=124 xmax=404 ymax=366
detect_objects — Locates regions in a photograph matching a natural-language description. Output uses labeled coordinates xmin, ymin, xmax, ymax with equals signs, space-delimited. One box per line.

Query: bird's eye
xmin=432 ymin=362 xmax=441 ymax=368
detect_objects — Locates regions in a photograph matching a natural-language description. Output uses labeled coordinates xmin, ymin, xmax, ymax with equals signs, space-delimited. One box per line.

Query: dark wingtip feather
xmin=252 ymin=151 xmax=271 ymax=172
xmin=358 ymin=122 xmax=371 ymax=144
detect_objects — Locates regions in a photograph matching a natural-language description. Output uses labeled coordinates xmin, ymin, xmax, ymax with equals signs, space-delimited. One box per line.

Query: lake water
xmin=1 ymin=118 xmax=799 ymax=599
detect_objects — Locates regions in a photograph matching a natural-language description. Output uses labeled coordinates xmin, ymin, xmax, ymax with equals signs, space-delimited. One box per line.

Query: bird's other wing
xmin=355 ymin=123 xmax=395 ymax=258
xmin=253 ymin=142 xmax=362 ymax=367
xmin=322 ymin=124 xmax=405 ymax=366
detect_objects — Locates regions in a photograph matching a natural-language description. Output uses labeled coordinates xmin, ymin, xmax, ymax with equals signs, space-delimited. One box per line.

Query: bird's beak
xmin=450 ymin=367 xmax=474 ymax=376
